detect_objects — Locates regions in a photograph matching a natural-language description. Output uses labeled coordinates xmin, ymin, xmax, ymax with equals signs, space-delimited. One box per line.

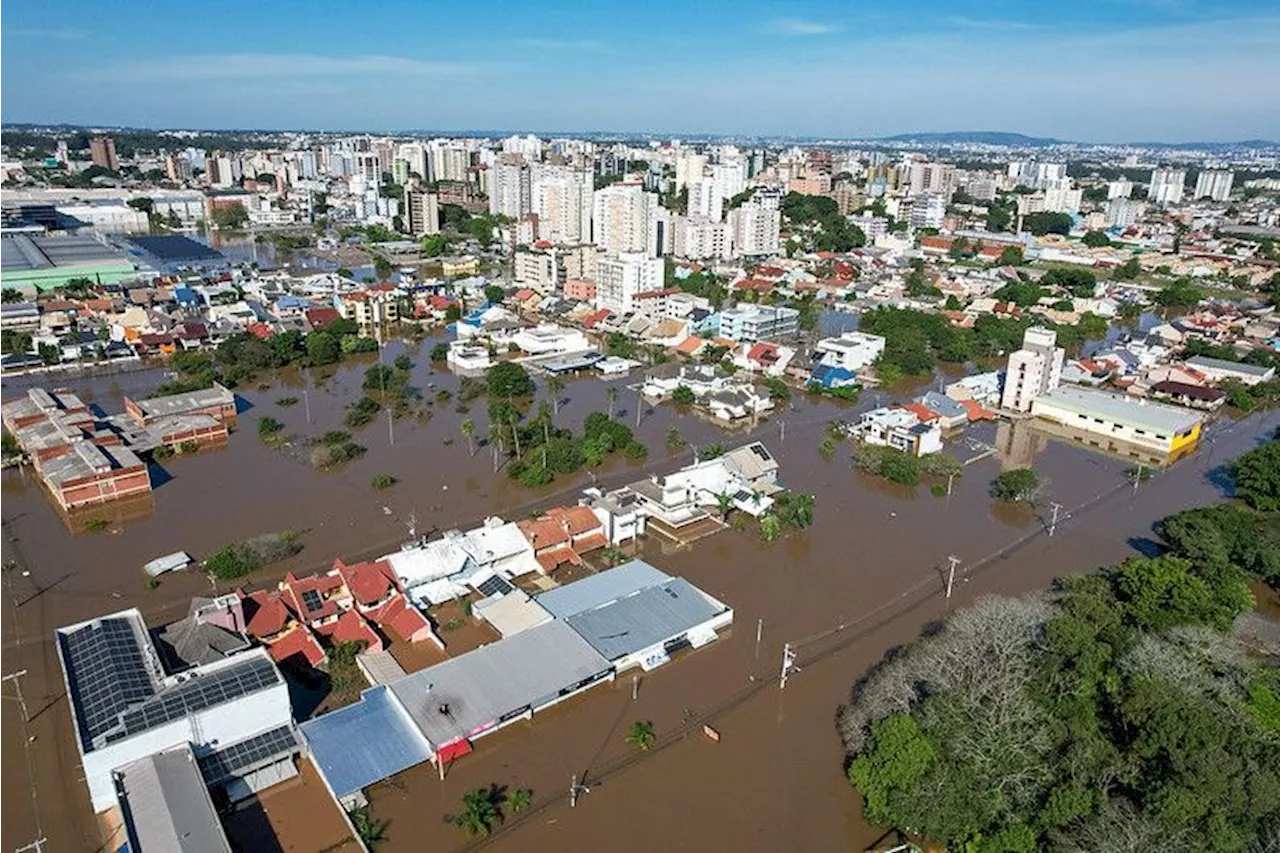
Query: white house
xmin=384 ymin=518 xmax=541 ymax=605
xmin=626 ymin=442 xmax=781 ymax=529
xmin=813 ymin=331 xmax=886 ymax=372
xmin=509 ymin=324 xmax=590 ymax=355
xmin=849 ymin=407 xmax=944 ymax=456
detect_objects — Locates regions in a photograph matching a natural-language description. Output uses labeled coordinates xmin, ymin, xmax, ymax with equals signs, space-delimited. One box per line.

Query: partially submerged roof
xmin=115 ymin=745 xmax=232 ymax=853
xmin=300 ymin=684 xmax=433 ymax=800
xmin=387 ymin=620 xmax=610 ymax=748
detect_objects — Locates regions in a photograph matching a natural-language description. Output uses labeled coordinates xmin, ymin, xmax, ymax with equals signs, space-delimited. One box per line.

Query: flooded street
xmin=3 ymin=339 xmax=1275 ymax=852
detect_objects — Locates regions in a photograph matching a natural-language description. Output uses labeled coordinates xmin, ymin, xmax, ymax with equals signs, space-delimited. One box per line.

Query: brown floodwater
xmin=3 ymin=335 xmax=1277 ymax=853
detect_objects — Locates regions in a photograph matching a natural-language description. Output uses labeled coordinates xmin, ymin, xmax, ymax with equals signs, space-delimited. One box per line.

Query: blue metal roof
xmin=534 ymin=560 xmax=670 ymax=619
xmin=299 ymin=684 xmax=432 ymax=799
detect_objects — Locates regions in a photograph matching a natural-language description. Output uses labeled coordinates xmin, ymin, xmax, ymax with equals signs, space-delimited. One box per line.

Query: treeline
xmin=840 ymin=439 xmax=1280 ymax=853
xmin=782 ymin=192 xmax=867 ymax=253
xmin=858 ymin=307 xmax=1107 ymax=383
xmin=154 ymin=318 xmax=376 ymax=394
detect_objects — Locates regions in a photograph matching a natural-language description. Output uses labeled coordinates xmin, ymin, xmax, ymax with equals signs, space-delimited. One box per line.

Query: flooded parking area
xmin=4 ymin=337 xmax=1276 ymax=852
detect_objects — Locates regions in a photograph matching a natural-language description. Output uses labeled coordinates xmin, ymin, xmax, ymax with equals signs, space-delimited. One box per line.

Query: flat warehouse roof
xmin=300 ymin=685 xmax=432 ymax=799
xmin=534 ymin=559 xmax=670 ymax=619
xmin=564 ymin=577 xmax=726 ymax=661
xmin=116 ymin=746 xmax=232 ymax=853
xmin=387 ymin=620 xmax=610 ymax=748
xmin=1035 ymin=385 xmax=1203 ymax=434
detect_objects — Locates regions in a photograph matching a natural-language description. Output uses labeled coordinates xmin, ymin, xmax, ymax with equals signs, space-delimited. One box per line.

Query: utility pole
xmin=303 ymin=388 xmax=312 ymax=424
xmin=1132 ymin=462 xmax=1143 ymax=492
xmin=569 ymin=774 xmax=591 ymax=808
xmin=945 ymin=555 xmax=960 ymax=599
xmin=755 ymin=618 xmax=763 ymax=659
xmin=780 ymin=419 xmax=786 ymax=442
xmin=947 ymin=471 xmax=956 ymax=496
xmin=1049 ymin=502 xmax=1063 ymax=537
xmin=779 ymin=643 xmax=796 ymax=689
xmin=631 ymin=675 xmax=639 ymax=700
xmin=635 ymin=390 xmax=643 ymax=429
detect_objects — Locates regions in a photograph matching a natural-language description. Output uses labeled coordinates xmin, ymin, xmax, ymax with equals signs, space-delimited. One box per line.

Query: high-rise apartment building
xmin=596 ymin=252 xmax=664 ymax=313
xmin=671 ymin=217 xmax=734 ymax=260
xmin=1148 ymin=168 xmax=1187 ymax=206
xmin=905 ymin=194 xmax=946 ymax=230
xmin=728 ymin=188 xmax=782 ymax=257
xmin=688 ymin=178 xmax=724 ymax=222
xmin=1194 ymin=170 xmax=1234 ymax=202
xmin=490 ymin=157 xmax=531 ymax=219
xmin=90 ymin=136 xmax=119 ymax=171
xmin=907 ymin=162 xmax=955 ymax=198
xmin=592 ymin=182 xmax=657 ymax=255
xmin=1106 ymin=198 xmax=1147 ymax=228
xmin=1001 ymin=326 xmax=1065 ymax=412
xmin=1107 ymin=179 xmax=1133 ymax=200
xmin=530 ymin=165 xmax=592 ymax=244
xmin=403 ymin=182 xmax=440 ymax=237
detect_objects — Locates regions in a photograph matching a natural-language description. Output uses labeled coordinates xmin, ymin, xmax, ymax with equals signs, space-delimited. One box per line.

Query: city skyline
xmin=3 ymin=0 xmax=1279 ymax=141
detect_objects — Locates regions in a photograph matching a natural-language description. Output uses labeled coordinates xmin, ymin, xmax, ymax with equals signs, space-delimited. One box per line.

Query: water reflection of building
xmin=995 ymin=418 xmax=1048 ymax=470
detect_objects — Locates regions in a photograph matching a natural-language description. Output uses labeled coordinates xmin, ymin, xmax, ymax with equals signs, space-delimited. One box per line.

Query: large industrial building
xmin=0 ymin=233 xmax=136 ymax=291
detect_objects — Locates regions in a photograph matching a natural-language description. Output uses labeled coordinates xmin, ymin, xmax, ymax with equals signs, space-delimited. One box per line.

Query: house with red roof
xmin=733 ymin=341 xmax=796 ymax=377
xmin=305 ymin=307 xmax=342 ymax=330
xmin=516 ymin=506 xmax=608 ymax=573
xmin=238 ymin=588 xmax=326 ymax=668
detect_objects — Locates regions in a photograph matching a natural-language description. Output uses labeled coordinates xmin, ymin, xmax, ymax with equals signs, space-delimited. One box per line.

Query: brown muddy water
xmin=3 ymin=335 xmax=1276 ymax=853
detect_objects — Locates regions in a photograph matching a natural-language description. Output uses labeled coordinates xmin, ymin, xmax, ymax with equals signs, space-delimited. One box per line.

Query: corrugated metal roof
xmin=387 ymin=620 xmax=609 ymax=748
xmin=115 ymin=745 xmax=232 ymax=853
xmin=564 ymin=578 xmax=725 ymax=661
xmin=300 ymin=684 xmax=432 ymax=799
xmin=534 ymin=560 xmax=670 ymax=619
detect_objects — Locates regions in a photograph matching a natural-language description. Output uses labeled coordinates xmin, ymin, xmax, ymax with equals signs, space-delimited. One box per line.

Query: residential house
xmin=517 ymin=506 xmax=609 ymax=573
xmin=849 ymin=407 xmax=944 ymax=456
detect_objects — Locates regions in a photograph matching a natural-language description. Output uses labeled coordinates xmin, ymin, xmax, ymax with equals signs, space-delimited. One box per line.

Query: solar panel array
xmin=198 ymin=725 xmax=298 ymax=784
xmin=61 ymin=618 xmax=157 ymax=746
xmin=477 ymin=575 xmax=514 ymax=598
xmin=301 ymin=589 xmax=324 ymax=614
xmin=107 ymin=656 xmax=279 ymax=744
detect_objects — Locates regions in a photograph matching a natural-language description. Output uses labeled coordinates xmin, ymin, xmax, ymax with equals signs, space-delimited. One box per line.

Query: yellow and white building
xmin=1030 ymin=385 xmax=1202 ymax=465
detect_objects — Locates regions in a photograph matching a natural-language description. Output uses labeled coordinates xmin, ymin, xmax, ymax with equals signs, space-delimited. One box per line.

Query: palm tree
xmin=606 ymin=386 xmax=619 ymax=420
xmin=789 ymin=493 xmax=815 ymax=529
xmin=666 ymin=426 xmax=685 ymax=452
xmin=487 ymin=422 xmax=504 ymax=473
xmin=759 ymin=514 xmax=783 ymax=542
xmin=546 ymin=375 xmax=565 ymax=416
xmin=451 ymin=787 xmax=503 ymax=838
xmin=715 ymin=492 xmax=734 ymax=521
xmin=460 ymin=418 xmax=475 ymax=457
xmin=626 ymin=720 xmax=656 ymax=751
xmin=509 ymin=788 xmax=532 ymax=813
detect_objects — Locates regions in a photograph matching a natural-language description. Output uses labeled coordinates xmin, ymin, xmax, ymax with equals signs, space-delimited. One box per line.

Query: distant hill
xmin=877 ymin=131 xmax=1065 ymax=147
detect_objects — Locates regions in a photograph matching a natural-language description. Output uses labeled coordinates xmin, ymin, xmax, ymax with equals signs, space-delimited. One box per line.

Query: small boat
xmin=143 ymin=551 xmax=193 ymax=577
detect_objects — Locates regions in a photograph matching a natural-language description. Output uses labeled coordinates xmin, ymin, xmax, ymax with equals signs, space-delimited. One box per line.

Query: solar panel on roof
xmin=198 ymin=725 xmax=298 ymax=784
xmin=110 ymin=656 xmax=279 ymax=742
xmin=129 ymin=235 xmax=223 ymax=262
xmin=477 ymin=576 xmax=514 ymax=598
xmin=301 ymin=589 xmax=324 ymax=613
xmin=60 ymin=618 xmax=158 ymax=747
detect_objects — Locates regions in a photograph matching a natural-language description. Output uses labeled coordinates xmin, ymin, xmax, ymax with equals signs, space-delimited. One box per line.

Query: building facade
xmin=1001 ymin=326 xmax=1065 ymax=412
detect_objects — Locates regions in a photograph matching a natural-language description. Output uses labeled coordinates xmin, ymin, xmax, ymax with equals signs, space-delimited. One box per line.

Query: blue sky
xmin=3 ymin=0 xmax=1278 ymax=141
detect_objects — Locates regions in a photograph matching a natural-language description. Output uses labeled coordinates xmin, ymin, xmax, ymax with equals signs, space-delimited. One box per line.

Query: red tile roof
xmin=899 ymin=402 xmax=941 ymax=422
xmin=334 ymin=558 xmax=398 ymax=606
xmin=369 ymin=594 xmax=433 ymax=643
xmin=265 ymin=624 xmax=325 ymax=667
xmin=241 ymin=589 xmax=292 ymax=637
xmin=674 ymin=336 xmax=705 ymax=355
xmin=305 ymin=307 xmax=341 ymax=329
xmin=959 ymin=399 xmax=996 ymax=422
xmin=317 ymin=609 xmax=382 ymax=651
xmin=281 ymin=571 xmax=343 ymax=622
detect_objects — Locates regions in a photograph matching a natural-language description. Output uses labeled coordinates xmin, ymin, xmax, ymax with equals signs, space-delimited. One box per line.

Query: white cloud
xmin=74 ymin=53 xmax=482 ymax=83
xmin=7 ymin=28 xmax=88 ymax=40
xmin=512 ymin=38 xmax=614 ymax=53
xmin=767 ymin=19 xmax=839 ymax=36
